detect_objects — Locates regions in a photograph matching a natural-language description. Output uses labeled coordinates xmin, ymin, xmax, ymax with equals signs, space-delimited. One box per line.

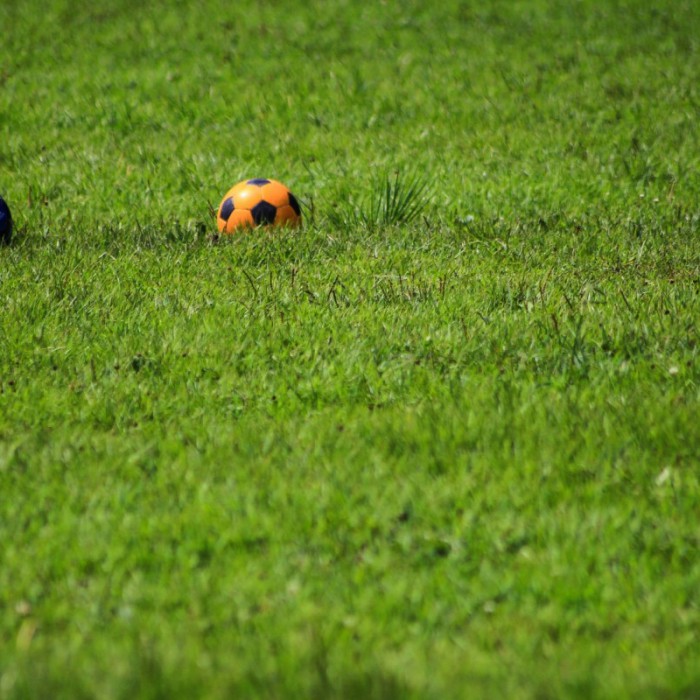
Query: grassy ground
xmin=1 ymin=0 xmax=699 ymax=698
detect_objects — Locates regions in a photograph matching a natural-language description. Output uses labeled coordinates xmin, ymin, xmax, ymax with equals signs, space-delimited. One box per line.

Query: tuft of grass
xmin=328 ymin=170 xmax=430 ymax=230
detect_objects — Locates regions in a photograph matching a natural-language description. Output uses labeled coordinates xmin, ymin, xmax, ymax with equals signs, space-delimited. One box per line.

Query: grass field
xmin=1 ymin=0 xmax=699 ymax=698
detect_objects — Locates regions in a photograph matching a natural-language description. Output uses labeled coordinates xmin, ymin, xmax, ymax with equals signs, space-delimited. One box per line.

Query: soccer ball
xmin=0 ymin=196 xmax=12 ymax=245
xmin=217 ymin=178 xmax=301 ymax=233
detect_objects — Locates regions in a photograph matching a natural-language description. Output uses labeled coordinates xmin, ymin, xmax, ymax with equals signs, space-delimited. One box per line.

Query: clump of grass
xmin=328 ymin=169 xmax=430 ymax=230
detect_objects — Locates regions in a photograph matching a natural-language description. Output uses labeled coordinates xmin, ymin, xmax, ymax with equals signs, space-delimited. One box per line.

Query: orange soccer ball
xmin=216 ymin=178 xmax=301 ymax=233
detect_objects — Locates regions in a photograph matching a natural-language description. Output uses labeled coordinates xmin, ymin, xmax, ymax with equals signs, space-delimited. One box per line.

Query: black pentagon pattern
xmin=220 ymin=197 xmax=235 ymax=221
xmin=0 ymin=197 xmax=12 ymax=245
xmin=247 ymin=178 xmax=270 ymax=186
xmin=288 ymin=191 xmax=301 ymax=217
xmin=251 ymin=200 xmax=277 ymax=226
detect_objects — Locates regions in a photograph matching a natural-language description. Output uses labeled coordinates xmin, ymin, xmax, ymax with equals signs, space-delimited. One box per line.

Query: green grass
xmin=1 ymin=0 xmax=699 ymax=698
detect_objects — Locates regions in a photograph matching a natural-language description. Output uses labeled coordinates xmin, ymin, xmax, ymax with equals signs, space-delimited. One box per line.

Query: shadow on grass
xmin=5 ymin=649 xmax=421 ymax=700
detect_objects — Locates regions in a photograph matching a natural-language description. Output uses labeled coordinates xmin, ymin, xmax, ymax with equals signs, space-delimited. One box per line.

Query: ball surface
xmin=217 ymin=178 xmax=301 ymax=233
xmin=0 ymin=196 xmax=12 ymax=245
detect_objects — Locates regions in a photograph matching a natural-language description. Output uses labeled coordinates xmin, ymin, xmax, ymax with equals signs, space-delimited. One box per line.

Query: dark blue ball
xmin=0 ymin=196 xmax=12 ymax=244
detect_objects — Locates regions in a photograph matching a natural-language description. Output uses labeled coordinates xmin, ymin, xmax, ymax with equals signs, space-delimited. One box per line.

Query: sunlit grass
xmin=0 ymin=1 xmax=699 ymax=698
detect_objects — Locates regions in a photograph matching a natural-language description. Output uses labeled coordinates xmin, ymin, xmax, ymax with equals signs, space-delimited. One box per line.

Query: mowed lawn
xmin=1 ymin=0 xmax=699 ymax=698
